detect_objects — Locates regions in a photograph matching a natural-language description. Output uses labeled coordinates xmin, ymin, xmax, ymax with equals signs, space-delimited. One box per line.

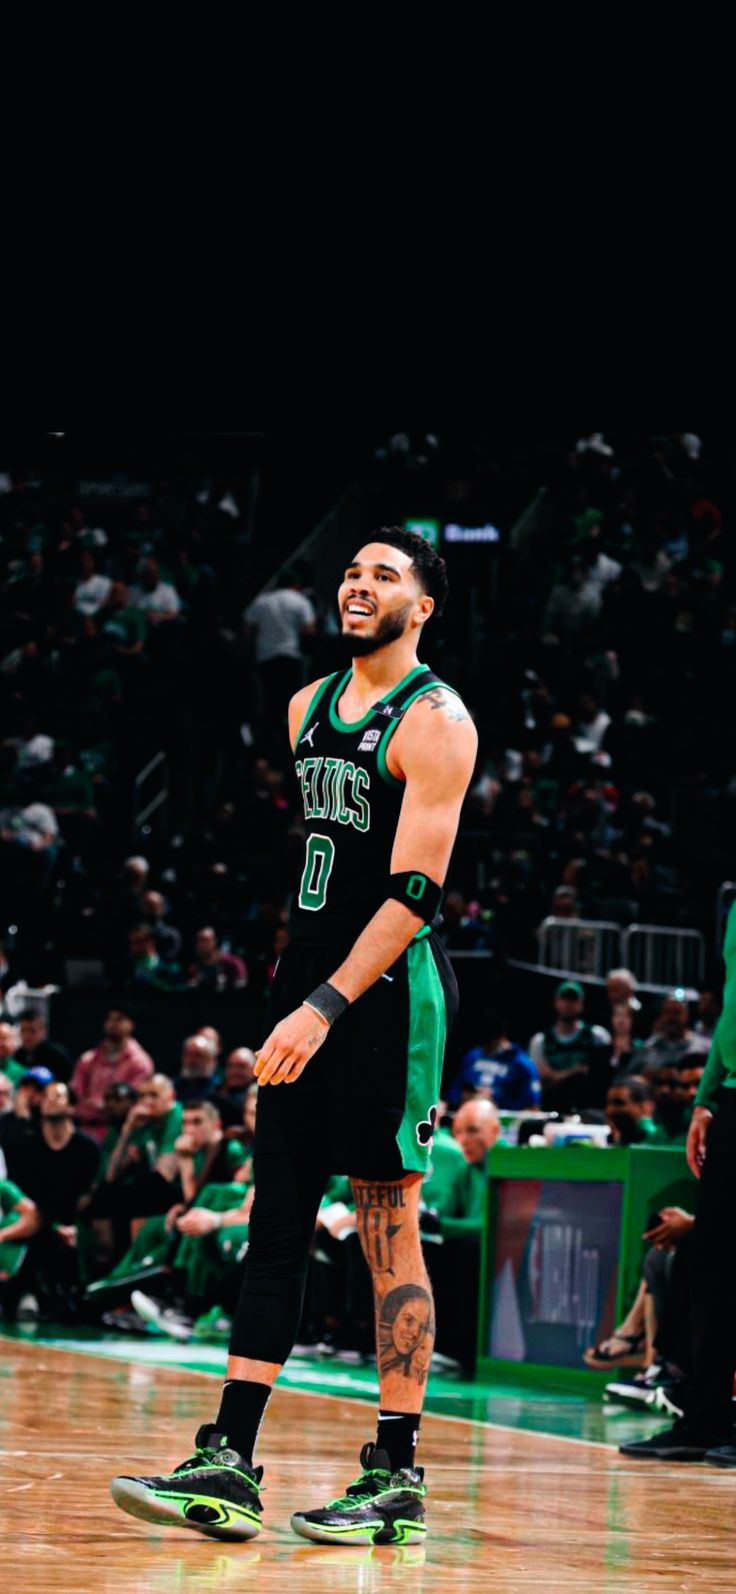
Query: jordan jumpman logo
xmin=300 ymin=722 xmax=319 ymax=747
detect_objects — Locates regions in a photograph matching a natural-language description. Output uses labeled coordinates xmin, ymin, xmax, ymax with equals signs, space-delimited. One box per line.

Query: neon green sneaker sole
xmin=290 ymin=1509 xmax=426 ymax=1545
xmin=110 ymin=1476 xmax=262 ymax=1541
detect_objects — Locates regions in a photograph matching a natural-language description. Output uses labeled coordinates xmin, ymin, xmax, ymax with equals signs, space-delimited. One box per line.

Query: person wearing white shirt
xmin=129 ymin=559 xmax=182 ymax=624
xmin=74 ymin=551 xmax=112 ymax=617
xmin=244 ymin=567 xmax=316 ymax=720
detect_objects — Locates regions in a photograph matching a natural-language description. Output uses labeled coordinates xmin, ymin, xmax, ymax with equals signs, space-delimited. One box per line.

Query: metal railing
xmin=622 ymin=924 xmax=705 ymax=994
xmin=132 ymin=750 xmax=169 ymax=837
xmin=536 ymin=918 xmax=623 ymax=982
xmin=504 ymin=916 xmax=705 ymax=998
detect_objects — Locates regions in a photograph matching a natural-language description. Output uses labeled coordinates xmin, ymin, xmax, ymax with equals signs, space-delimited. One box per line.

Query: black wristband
xmin=303 ymin=981 xmax=349 ymax=1027
xmin=387 ymin=870 xmax=443 ymax=924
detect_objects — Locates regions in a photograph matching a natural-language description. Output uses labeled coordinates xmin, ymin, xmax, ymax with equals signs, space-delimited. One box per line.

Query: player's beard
xmin=338 ymin=601 xmax=413 ymax=659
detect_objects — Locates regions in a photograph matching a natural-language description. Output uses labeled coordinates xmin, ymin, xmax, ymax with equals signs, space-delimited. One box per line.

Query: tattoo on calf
xmin=354 ymin=1182 xmax=405 ymax=1276
xmin=377 ymin=1282 xmax=435 ymax=1386
xmin=359 ymin=1208 xmax=403 ymax=1275
xmin=354 ymin=1183 xmax=407 ymax=1212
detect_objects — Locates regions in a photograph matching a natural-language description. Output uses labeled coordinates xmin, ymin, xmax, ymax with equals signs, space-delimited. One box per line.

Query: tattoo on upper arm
xmin=377 ymin=1282 xmax=435 ymax=1386
xmin=419 ymin=688 xmax=470 ymax=723
xmin=353 ymin=1182 xmax=405 ymax=1276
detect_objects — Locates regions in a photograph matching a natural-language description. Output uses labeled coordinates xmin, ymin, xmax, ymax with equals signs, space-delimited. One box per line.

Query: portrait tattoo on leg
xmin=377 ymin=1282 xmax=435 ymax=1386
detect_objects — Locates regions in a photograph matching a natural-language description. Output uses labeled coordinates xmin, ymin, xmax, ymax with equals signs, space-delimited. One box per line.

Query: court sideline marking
xmin=0 ymin=1331 xmax=618 ymax=1452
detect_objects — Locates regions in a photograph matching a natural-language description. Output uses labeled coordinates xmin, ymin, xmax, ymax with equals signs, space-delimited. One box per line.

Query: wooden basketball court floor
xmin=2 ymin=1331 xmax=734 ymax=1593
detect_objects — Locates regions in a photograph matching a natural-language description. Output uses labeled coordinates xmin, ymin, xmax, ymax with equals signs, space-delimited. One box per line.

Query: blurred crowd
xmin=1 ymin=430 xmax=733 ymax=999
xmin=0 ymin=962 xmax=716 ymax=1369
xmin=0 ymin=428 xmax=731 ymax=1376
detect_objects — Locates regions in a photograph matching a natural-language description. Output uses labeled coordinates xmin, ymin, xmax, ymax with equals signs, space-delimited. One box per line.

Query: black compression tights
xmin=229 ymin=1148 xmax=329 ymax=1364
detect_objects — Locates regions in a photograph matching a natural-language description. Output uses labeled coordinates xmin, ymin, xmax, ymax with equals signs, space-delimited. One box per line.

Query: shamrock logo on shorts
xmin=416 ymin=1105 xmax=438 ymax=1146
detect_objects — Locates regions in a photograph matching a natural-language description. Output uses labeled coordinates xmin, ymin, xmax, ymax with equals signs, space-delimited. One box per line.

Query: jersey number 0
xmin=298 ymin=833 xmax=336 ymax=911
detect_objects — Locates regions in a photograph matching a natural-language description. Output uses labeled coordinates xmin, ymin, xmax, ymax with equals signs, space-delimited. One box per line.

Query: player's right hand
xmin=254 ymin=1004 xmax=330 ymax=1086
xmin=686 ymin=1105 xmax=713 ymax=1180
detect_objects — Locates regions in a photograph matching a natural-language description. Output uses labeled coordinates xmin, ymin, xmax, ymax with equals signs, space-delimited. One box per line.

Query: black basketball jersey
xmin=288 ymin=662 xmax=455 ymax=948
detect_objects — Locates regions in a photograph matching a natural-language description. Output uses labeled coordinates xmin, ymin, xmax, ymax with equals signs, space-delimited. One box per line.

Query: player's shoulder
xmin=399 ymin=679 xmax=477 ymax=766
xmin=289 ymin=674 xmax=333 ymax=715
xmin=393 ymin=678 xmax=476 ymax=786
xmin=288 ymin=674 xmax=335 ymax=748
xmin=404 ymin=678 xmax=475 ymax=730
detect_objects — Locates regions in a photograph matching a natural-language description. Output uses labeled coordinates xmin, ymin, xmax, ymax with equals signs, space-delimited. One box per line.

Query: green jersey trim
xmin=376 ymin=679 xmax=464 ymax=789
xmin=396 ymin=938 xmax=447 ymax=1174
xmin=294 ymin=673 xmax=339 ymax=747
xmin=327 ymin=664 xmax=430 ymax=734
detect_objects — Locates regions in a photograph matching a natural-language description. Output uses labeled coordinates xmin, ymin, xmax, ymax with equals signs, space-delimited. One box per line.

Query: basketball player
xmin=111 ymin=528 xmax=477 ymax=1544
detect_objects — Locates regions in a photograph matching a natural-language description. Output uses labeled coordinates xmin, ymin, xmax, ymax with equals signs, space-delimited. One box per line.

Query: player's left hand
xmin=254 ymin=1004 xmax=330 ymax=1086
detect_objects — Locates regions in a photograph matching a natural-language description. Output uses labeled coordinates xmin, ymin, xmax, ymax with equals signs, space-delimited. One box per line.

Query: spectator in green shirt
xmin=420 ymin=1126 xmax=466 ymax=1221
xmin=85 ymin=1100 xmax=251 ymax=1332
xmin=443 ymin=1100 xmax=501 ymax=1235
xmin=0 ymin=1175 xmax=41 ymax=1315
xmin=128 ymin=924 xmax=183 ymax=993
xmin=85 ymin=1074 xmax=184 ymax=1262
xmin=110 ymin=1073 xmax=183 ymax=1180
xmin=606 ymin=1077 xmax=658 ymax=1144
xmin=166 ymin=1099 xmax=248 ymax=1222
xmin=650 ymin=1062 xmax=705 ymax=1146
xmin=99 ymin=581 xmax=147 ymax=655
xmin=0 ymin=1020 xmax=24 ymax=1085
xmin=421 ymin=1100 xmax=501 ymax=1371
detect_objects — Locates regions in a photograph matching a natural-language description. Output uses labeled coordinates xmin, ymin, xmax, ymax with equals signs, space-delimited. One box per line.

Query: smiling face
xmin=392 ymin=1297 xmax=431 ymax=1357
xmin=337 ymin=541 xmax=433 ymax=658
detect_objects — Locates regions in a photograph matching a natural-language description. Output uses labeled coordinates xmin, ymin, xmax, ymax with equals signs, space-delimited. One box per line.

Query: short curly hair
xmin=381 ymin=1281 xmax=432 ymax=1325
xmin=362 ymin=526 xmax=449 ymax=619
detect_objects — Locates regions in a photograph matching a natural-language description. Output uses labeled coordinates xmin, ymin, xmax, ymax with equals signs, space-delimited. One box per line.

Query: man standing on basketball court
xmin=111 ymin=528 xmax=477 ymax=1544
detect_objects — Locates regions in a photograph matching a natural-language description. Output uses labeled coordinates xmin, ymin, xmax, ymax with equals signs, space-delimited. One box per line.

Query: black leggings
xmin=229 ymin=1147 xmax=330 ymax=1363
xmin=686 ymin=1088 xmax=736 ymax=1436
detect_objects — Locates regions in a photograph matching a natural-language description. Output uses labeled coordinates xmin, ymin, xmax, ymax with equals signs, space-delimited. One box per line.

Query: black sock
xmin=376 ymin=1410 xmax=421 ymax=1472
xmin=215 ymin=1380 xmax=272 ymax=1464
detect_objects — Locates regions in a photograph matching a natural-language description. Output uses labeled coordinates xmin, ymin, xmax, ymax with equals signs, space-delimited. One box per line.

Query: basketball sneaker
xmin=192 ymin=1305 xmax=233 ymax=1342
xmin=645 ymin=1381 xmax=686 ymax=1421
xmin=603 ymin=1362 xmax=683 ymax=1411
xmin=110 ymin=1424 xmax=263 ymax=1540
xmin=290 ymin=1442 xmax=426 ymax=1545
xmin=131 ymin=1289 xmax=193 ymax=1341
